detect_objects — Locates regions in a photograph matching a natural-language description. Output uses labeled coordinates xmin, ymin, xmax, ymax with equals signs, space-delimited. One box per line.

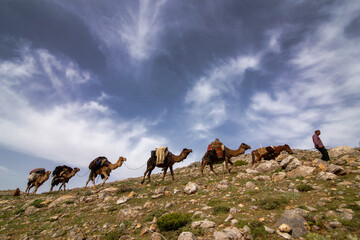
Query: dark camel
xmin=251 ymin=144 xmax=293 ymax=166
xmin=141 ymin=148 xmax=192 ymax=184
xmin=85 ymin=156 xmax=126 ymax=188
xmin=201 ymin=143 xmax=251 ymax=176
xmin=25 ymin=171 xmax=51 ymax=195
xmin=50 ymin=167 xmax=80 ymax=191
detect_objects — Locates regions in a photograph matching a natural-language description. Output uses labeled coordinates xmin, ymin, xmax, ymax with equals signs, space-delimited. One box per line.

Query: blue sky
xmin=1 ymin=0 xmax=360 ymax=192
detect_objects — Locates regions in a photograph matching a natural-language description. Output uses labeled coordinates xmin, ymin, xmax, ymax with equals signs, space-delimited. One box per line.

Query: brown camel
xmin=25 ymin=171 xmax=51 ymax=195
xmin=251 ymin=144 xmax=293 ymax=166
xmin=85 ymin=156 xmax=126 ymax=188
xmin=141 ymin=148 xmax=193 ymax=184
xmin=201 ymin=143 xmax=251 ymax=176
xmin=50 ymin=167 xmax=80 ymax=191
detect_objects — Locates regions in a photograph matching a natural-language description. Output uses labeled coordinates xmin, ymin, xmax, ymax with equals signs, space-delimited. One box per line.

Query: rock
xmin=154 ymin=186 xmax=166 ymax=195
xmin=184 ymin=182 xmax=199 ymax=194
xmin=276 ymin=230 xmax=291 ymax=239
xmin=143 ymin=201 xmax=154 ymax=209
xmin=48 ymin=195 xmax=77 ymax=208
xmin=24 ymin=206 xmax=39 ymax=215
xmin=327 ymin=221 xmax=342 ymax=229
xmin=101 ymin=187 xmax=119 ymax=193
xmin=276 ymin=209 xmax=309 ymax=238
xmin=178 ymin=232 xmax=197 ymax=240
xmin=286 ymin=166 xmax=316 ymax=178
xmin=337 ymin=208 xmax=354 ymax=220
xmin=224 ymin=214 xmax=233 ymax=222
xmin=255 ymin=160 xmax=281 ymax=173
xmin=117 ymin=197 xmax=131 ymax=204
xmin=116 ymin=207 xmax=140 ymax=221
xmin=217 ymin=180 xmax=229 ymax=190
xmin=264 ymin=226 xmax=275 ymax=234
xmin=151 ymin=232 xmax=163 ymax=240
xmin=253 ymin=175 xmax=271 ymax=181
xmin=236 ymin=173 xmax=252 ymax=179
xmin=327 ymin=164 xmax=346 ymax=175
xmin=278 ymin=223 xmax=292 ymax=233
xmin=214 ymin=227 xmax=245 ymax=240
xmin=316 ymin=172 xmax=337 ymax=181
xmin=328 ymin=146 xmax=358 ymax=158
xmin=245 ymin=169 xmax=259 ymax=175
xmin=191 ymin=219 xmax=216 ymax=229
xmin=245 ymin=182 xmax=256 ymax=189
xmin=272 ymin=172 xmax=286 ymax=182
xmin=285 ymin=158 xmax=302 ymax=172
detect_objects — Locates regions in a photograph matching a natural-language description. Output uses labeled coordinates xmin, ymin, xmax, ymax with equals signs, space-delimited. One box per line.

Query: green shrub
xmin=213 ymin=206 xmax=230 ymax=214
xmin=296 ymin=184 xmax=313 ymax=192
xmin=257 ymin=197 xmax=288 ymax=210
xmin=13 ymin=208 xmax=25 ymax=215
xmin=157 ymin=213 xmax=191 ymax=231
xmin=305 ymin=233 xmax=331 ymax=240
xmin=234 ymin=161 xmax=248 ymax=166
xmin=30 ymin=199 xmax=44 ymax=208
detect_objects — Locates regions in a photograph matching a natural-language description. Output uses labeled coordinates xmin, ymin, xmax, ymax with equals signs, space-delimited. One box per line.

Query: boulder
xmin=327 ymin=164 xmax=346 ymax=175
xmin=272 ymin=172 xmax=286 ymax=182
xmin=116 ymin=207 xmax=140 ymax=221
xmin=184 ymin=182 xmax=199 ymax=194
xmin=214 ymin=227 xmax=245 ymax=240
xmin=178 ymin=232 xmax=197 ymax=240
xmin=284 ymin=158 xmax=302 ymax=172
xmin=191 ymin=219 xmax=216 ymax=229
xmin=255 ymin=160 xmax=281 ymax=173
xmin=329 ymin=146 xmax=358 ymax=158
xmin=316 ymin=172 xmax=337 ymax=181
xmin=275 ymin=209 xmax=309 ymax=238
xmin=286 ymin=166 xmax=316 ymax=178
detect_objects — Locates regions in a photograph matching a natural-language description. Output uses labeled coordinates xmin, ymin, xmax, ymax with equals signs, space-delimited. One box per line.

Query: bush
xmin=234 ymin=161 xmax=248 ymax=166
xmin=296 ymin=184 xmax=313 ymax=192
xmin=30 ymin=199 xmax=44 ymax=208
xmin=157 ymin=213 xmax=191 ymax=231
xmin=213 ymin=206 xmax=230 ymax=214
xmin=257 ymin=197 xmax=288 ymax=210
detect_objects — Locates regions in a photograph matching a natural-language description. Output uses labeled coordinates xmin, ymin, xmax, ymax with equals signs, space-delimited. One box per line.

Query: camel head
xmin=116 ymin=156 xmax=127 ymax=166
xmin=73 ymin=167 xmax=80 ymax=173
xmin=241 ymin=143 xmax=251 ymax=150
xmin=283 ymin=144 xmax=293 ymax=154
xmin=182 ymin=148 xmax=193 ymax=157
xmin=44 ymin=171 xmax=51 ymax=179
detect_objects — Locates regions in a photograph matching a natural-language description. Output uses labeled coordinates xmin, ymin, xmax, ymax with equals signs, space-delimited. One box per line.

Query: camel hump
xmin=155 ymin=147 xmax=168 ymax=165
xmin=89 ymin=156 xmax=108 ymax=170
xmin=53 ymin=165 xmax=73 ymax=176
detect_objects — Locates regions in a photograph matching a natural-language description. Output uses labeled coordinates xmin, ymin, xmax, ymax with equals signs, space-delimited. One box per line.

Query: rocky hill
xmin=0 ymin=146 xmax=360 ymax=240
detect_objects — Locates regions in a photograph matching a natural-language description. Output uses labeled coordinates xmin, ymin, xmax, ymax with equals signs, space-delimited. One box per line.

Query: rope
xmin=123 ymin=162 xmax=147 ymax=171
xmin=76 ymin=170 xmax=90 ymax=177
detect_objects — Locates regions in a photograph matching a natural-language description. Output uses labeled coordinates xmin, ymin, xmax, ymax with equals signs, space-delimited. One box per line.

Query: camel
xmin=141 ymin=148 xmax=193 ymax=184
xmin=25 ymin=171 xmax=51 ymax=195
xmin=201 ymin=143 xmax=251 ymax=176
xmin=85 ymin=156 xmax=126 ymax=188
xmin=251 ymin=144 xmax=293 ymax=166
xmin=50 ymin=167 xmax=80 ymax=191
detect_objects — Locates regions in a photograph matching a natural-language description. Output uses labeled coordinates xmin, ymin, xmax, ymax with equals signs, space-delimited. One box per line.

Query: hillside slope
xmin=0 ymin=146 xmax=359 ymax=240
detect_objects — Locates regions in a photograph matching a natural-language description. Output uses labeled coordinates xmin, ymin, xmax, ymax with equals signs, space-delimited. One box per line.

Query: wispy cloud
xmin=185 ymin=56 xmax=259 ymax=137
xmin=243 ymin=2 xmax=360 ymax=148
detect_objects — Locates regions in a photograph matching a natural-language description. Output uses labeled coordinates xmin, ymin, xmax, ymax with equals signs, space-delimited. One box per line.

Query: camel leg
xmin=85 ymin=171 xmax=94 ymax=188
xmin=25 ymin=182 xmax=31 ymax=195
xmin=200 ymin=161 xmax=205 ymax=176
xmin=62 ymin=182 xmax=66 ymax=191
xmin=33 ymin=185 xmax=39 ymax=195
xmin=209 ymin=164 xmax=217 ymax=175
xmin=170 ymin=166 xmax=175 ymax=181
xmin=141 ymin=167 xmax=150 ymax=184
xmin=101 ymin=174 xmax=109 ymax=186
xmin=162 ymin=167 xmax=168 ymax=181
xmin=50 ymin=185 xmax=54 ymax=192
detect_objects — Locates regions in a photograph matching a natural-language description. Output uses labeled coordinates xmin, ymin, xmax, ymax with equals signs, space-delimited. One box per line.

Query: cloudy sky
xmin=1 ymin=0 xmax=360 ymax=192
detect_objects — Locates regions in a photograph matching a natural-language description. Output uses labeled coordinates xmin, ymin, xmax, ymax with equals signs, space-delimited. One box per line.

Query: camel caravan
xmin=22 ymin=138 xmax=297 ymax=194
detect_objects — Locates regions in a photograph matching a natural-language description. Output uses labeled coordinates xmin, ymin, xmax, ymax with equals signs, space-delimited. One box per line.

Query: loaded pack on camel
xmin=208 ymin=140 xmax=225 ymax=159
xmin=251 ymin=144 xmax=293 ymax=166
xmin=88 ymin=156 xmax=110 ymax=174
xmin=28 ymin=168 xmax=46 ymax=182
xmin=52 ymin=165 xmax=73 ymax=177
xmin=152 ymin=147 xmax=169 ymax=165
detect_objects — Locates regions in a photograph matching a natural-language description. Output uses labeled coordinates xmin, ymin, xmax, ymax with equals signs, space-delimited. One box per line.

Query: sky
xmin=0 ymin=0 xmax=360 ymax=192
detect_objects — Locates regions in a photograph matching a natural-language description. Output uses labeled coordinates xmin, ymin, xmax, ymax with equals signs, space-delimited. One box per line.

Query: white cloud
xmin=0 ymin=45 xmax=167 ymax=180
xmin=0 ymin=166 xmax=11 ymax=173
xmin=185 ymin=56 xmax=259 ymax=137
xmin=243 ymin=2 xmax=360 ymax=148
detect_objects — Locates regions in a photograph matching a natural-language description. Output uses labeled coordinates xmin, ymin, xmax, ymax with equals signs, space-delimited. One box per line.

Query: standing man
xmin=312 ymin=130 xmax=330 ymax=161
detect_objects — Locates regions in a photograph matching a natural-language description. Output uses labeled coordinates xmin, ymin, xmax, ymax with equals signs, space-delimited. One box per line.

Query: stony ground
xmin=0 ymin=146 xmax=360 ymax=240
